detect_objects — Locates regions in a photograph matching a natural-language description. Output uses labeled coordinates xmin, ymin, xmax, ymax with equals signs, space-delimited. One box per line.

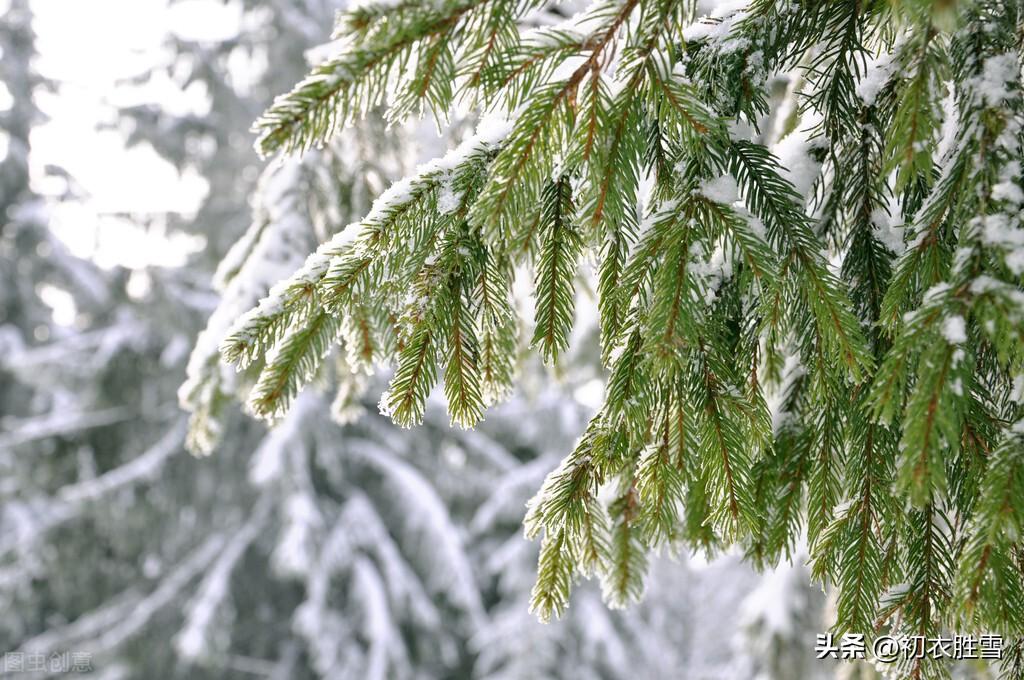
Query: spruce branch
xmin=531 ymin=176 xmax=583 ymax=364
xmin=186 ymin=0 xmax=1024 ymax=646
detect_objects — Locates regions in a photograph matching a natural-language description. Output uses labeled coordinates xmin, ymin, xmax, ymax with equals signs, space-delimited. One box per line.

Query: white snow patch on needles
xmin=942 ymin=315 xmax=967 ymax=344
xmin=771 ymin=119 xmax=824 ymax=198
xmin=970 ymin=52 xmax=1020 ymax=108
xmin=699 ymin=173 xmax=740 ymax=204
xmin=684 ymin=1 xmax=750 ymax=52
xmin=856 ymin=51 xmax=897 ymax=106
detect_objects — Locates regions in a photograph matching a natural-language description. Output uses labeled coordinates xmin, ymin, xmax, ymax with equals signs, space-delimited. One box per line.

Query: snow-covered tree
xmin=0 ymin=0 xmax=110 ymax=393
xmin=5 ymin=1 xmax=816 ymax=678
xmin=197 ymin=0 xmax=1024 ymax=677
xmin=1 ymin=3 xmax=222 ymax=677
xmin=171 ymin=18 xmax=775 ymax=673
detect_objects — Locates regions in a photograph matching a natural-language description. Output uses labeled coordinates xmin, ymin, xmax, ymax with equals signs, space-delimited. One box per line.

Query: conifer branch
xmin=531 ymin=177 xmax=583 ymax=364
xmin=186 ymin=0 xmax=1024 ymax=644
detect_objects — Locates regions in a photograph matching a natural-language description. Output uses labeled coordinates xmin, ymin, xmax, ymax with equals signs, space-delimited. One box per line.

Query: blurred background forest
xmin=0 ymin=1 xmax=834 ymax=678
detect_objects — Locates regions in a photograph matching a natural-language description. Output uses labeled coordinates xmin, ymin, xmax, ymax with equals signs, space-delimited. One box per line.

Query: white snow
xmin=699 ymin=173 xmax=741 ymax=204
xmin=176 ymin=500 xmax=270 ymax=660
xmin=969 ymin=52 xmax=1021 ymax=108
xmin=274 ymin=492 xmax=324 ymax=578
xmin=683 ymin=1 xmax=751 ymax=53
xmin=942 ymin=315 xmax=967 ymax=344
xmin=691 ymin=241 xmax=734 ymax=304
xmin=179 ymin=157 xmax=320 ymax=419
xmin=856 ymin=50 xmax=897 ymax=106
xmin=436 ymin=176 xmax=461 ymax=215
xmin=19 ymin=533 xmax=227 ymax=657
xmin=348 ymin=438 xmax=485 ymax=622
xmin=992 ymin=160 xmax=1023 ymax=205
xmin=57 ymin=420 xmax=186 ymax=506
xmin=572 ymin=378 xmax=605 ymax=411
xmin=922 ymin=282 xmax=952 ymax=305
xmin=992 ymin=181 xmax=1024 ymax=205
xmin=934 ymin=84 xmax=959 ymax=161
xmin=871 ymin=205 xmax=905 ymax=255
xmin=1008 ymin=250 xmax=1024 ymax=275
xmin=361 ymin=114 xmax=513 ymax=228
xmin=729 ymin=117 xmax=757 ymax=142
xmin=771 ymin=117 xmax=824 ymax=199
xmin=348 ymin=0 xmax=404 ymax=12
xmin=250 ymin=393 xmax=314 ymax=486
xmin=1012 ymin=374 xmax=1024 ymax=403
xmin=979 ymin=213 xmax=1024 ymax=274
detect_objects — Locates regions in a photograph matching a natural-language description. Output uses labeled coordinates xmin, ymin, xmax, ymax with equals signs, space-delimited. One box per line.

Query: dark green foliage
xmin=200 ymin=0 xmax=1024 ymax=661
xmin=531 ymin=176 xmax=583 ymax=364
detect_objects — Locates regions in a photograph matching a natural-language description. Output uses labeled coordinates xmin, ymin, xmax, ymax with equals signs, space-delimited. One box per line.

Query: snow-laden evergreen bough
xmin=185 ymin=0 xmax=1024 ymax=672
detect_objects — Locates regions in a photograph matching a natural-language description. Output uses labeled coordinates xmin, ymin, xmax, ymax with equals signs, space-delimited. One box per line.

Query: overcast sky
xmin=29 ymin=0 xmax=242 ymax=268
